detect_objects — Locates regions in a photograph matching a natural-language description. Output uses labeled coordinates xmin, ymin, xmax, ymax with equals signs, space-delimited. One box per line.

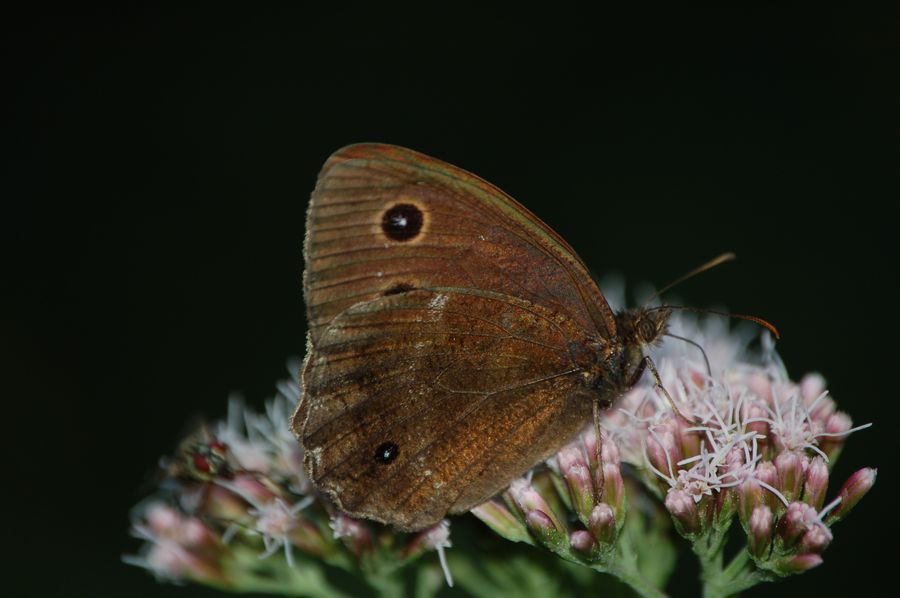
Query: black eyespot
xmin=374 ymin=441 xmax=399 ymax=464
xmin=383 ymin=282 xmax=415 ymax=296
xmin=382 ymin=203 xmax=423 ymax=241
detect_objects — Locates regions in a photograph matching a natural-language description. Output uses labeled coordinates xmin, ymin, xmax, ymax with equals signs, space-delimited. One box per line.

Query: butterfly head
xmin=614 ymin=306 xmax=672 ymax=392
xmin=617 ymin=306 xmax=672 ymax=349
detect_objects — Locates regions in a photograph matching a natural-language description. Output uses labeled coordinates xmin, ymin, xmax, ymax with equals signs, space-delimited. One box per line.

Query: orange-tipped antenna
xmin=653 ymin=305 xmax=781 ymax=339
xmin=644 ymin=252 xmax=737 ymax=306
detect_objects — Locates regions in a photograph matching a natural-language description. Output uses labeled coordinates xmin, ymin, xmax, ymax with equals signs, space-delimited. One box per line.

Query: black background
xmin=4 ymin=4 xmax=897 ymax=597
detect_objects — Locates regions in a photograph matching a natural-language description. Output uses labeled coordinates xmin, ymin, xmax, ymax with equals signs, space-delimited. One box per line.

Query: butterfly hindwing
xmin=295 ymin=288 xmax=592 ymax=530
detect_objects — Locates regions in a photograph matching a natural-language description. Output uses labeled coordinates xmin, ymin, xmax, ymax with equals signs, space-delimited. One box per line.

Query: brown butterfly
xmin=291 ymin=143 xmax=677 ymax=532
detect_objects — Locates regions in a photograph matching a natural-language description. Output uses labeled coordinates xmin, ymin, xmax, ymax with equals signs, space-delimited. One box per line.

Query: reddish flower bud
xmin=748 ymin=505 xmax=773 ymax=559
xmin=557 ymin=444 xmax=595 ymax=523
xmin=775 ymin=553 xmax=824 ymax=574
xmin=798 ymin=523 xmax=832 ymax=555
xmin=587 ymin=503 xmax=617 ymax=546
xmin=665 ymin=489 xmax=700 ymax=537
xmin=471 ymin=500 xmax=531 ymax=544
xmin=802 ymin=457 xmax=829 ymax=510
xmin=777 ymin=502 xmax=818 ymax=549
xmin=828 ymin=467 xmax=877 ymax=524
xmin=775 ymin=450 xmax=807 ymax=503
xmin=569 ymin=530 xmax=596 ymax=554
xmin=739 ymin=477 xmax=763 ymax=526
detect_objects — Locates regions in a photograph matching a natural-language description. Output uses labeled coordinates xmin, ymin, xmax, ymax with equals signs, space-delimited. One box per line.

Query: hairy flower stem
xmin=589 ymin=505 xmax=670 ymax=598
xmin=599 ymin=541 xmax=669 ymax=598
xmin=693 ymin=533 xmax=769 ymax=598
xmin=601 ymin=563 xmax=668 ymax=598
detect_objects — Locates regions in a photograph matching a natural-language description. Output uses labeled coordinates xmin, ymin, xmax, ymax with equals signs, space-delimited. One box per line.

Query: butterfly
xmin=291 ymin=143 xmax=674 ymax=531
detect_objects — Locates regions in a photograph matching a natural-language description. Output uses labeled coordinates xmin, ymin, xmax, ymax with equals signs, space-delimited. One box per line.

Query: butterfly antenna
xmin=643 ymin=252 xmax=737 ymax=306
xmin=654 ymin=305 xmax=781 ymax=339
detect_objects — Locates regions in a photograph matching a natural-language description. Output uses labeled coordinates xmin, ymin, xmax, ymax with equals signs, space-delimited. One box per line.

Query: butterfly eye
xmin=382 ymin=204 xmax=423 ymax=241
xmin=374 ymin=441 xmax=399 ymax=464
xmin=638 ymin=318 xmax=656 ymax=342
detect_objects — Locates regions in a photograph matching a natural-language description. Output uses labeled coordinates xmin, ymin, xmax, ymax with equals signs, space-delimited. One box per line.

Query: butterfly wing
xmin=302 ymin=143 xmax=616 ymax=342
xmin=299 ymin=287 xmax=593 ymax=530
xmin=295 ymin=143 xmax=613 ymax=530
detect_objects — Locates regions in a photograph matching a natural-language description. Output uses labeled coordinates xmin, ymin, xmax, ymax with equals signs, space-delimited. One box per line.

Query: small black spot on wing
xmin=383 ymin=282 xmax=416 ymax=296
xmin=375 ymin=441 xmax=399 ymax=464
xmin=382 ymin=204 xmax=423 ymax=241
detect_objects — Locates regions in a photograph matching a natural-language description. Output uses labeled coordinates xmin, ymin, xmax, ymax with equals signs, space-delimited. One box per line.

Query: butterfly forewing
xmin=303 ymin=144 xmax=616 ymax=342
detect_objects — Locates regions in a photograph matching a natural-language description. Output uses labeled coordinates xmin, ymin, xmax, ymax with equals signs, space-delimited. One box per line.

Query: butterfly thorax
xmin=573 ymin=306 xmax=672 ymax=408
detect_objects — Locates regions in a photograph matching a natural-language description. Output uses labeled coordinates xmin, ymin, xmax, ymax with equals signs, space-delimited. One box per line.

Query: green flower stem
xmin=599 ymin=558 xmax=668 ymax=598
xmin=693 ymin=534 xmax=767 ymax=598
xmin=584 ymin=511 xmax=671 ymax=598
xmin=223 ymin=545 xmax=354 ymax=597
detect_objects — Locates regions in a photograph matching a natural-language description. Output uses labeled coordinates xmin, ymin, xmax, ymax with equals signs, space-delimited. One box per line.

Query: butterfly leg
xmin=633 ymin=356 xmax=699 ymax=425
xmin=591 ymin=398 xmax=605 ymax=502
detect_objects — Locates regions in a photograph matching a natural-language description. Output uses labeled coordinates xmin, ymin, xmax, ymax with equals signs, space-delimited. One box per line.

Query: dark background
xmin=4 ymin=4 xmax=897 ymax=596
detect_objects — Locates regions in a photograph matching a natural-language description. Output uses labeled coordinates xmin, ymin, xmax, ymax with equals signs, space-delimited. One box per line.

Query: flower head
xmin=472 ymin=295 xmax=874 ymax=587
xmin=128 ymin=291 xmax=875 ymax=596
xmin=126 ymin=363 xmax=455 ymax=593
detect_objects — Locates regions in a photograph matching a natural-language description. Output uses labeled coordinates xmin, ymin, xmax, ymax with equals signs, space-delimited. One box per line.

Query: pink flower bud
xmin=748 ymin=505 xmax=773 ymax=558
xmin=776 ymin=450 xmax=807 ymax=503
xmin=580 ymin=428 xmax=620 ymax=484
xmin=819 ymin=412 xmax=852 ymax=461
xmin=182 ymin=518 xmax=219 ymax=549
xmin=199 ymin=484 xmax=250 ymax=520
xmin=471 ymin=499 xmax=531 ymax=543
xmin=581 ymin=428 xmax=601 ymax=472
xmin=798 ymin=523 xmax=832 ymax=554
xmin=828 ymin=467 xmax=877 ymax=524
xmin=601 ymin=433 xmax=621 ymax=466
xmin=646 ymin=423 xmax=680 ymax=479
xmin=746 ymin=372 xmax=773 ymax=405
xmin=665 ymin=489 xmax=700 ymax=536
xmin=809 ymin=395 xmax=837 ymax=423
xmin=676 ymin=417 xmax=701 ymax=459
xmin=588 ymin=503 xmax=616 ymax=545
xmin=775 ymin=553 xmax=824 ymax=574
xmin=508 ymin=479 xmax=565 ymax=533
xmin=645 ymin=434 xmax=671 ymax=479
xmin=802 ymin=457 xmax=829 ymax=510
xmin=144 ymin=537 xmax=225 ymax=583
xmin=557 ymin=445 xmax=595 ymax=523
xmin=739 ymin=477 xmax=763 ymax=526
xmin=125 ymin=507 xmax=226 ymax=584
xmin=525 ymin=510 xmax=566 ymax=549
xmin=569 ymin=530 xmax=596 ymax=554
xmin=799 ymin=373 xmax=826 ymax=405
xmin=602 ymin=462 xmax=625 ymax=522
xmin=755 ymin=461 xmax=782 ymax=513
xmin=777 ymin=502 xmax=818 ymax=548
xmin=146 ymin=503 xmax=181 ymax=534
